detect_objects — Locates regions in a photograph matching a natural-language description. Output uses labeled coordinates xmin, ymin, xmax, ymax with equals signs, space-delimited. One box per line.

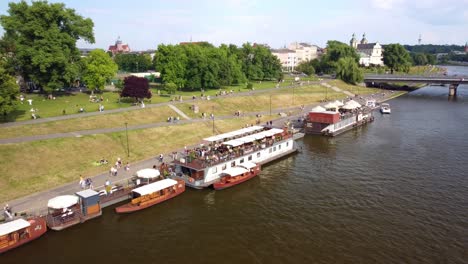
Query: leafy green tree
xmin=164 ymin=82 xmax=178 ymax=94
xmin=0 ymin=65 xmax=19 ymax=117
xmin=0 ymin=1 xmax=94 ymax=94
xmin=411 ymin=53 xmax=428 ymax=66
xmin=114 ymin=53 xmax=153 ymax=72
xmin=336 ymin=57 xmax=363 ymax=84
xmin=82 ymin=49 xmax=117 ymax=91
xmin=296 ymin=61 xmax=315 ymax=75
xmin=320 ymin=41 xmax=360 ymax=73
xmin=383 ymin=44 xmax=412 ymax=74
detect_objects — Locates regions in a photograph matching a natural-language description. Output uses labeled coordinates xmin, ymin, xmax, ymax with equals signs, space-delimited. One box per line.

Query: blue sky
xmin=1 ymin=0 xmax=467 ymax=50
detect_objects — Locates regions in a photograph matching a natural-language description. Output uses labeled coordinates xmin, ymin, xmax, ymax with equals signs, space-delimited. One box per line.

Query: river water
xmin=2 ymin=66 xmax=468 ymax=263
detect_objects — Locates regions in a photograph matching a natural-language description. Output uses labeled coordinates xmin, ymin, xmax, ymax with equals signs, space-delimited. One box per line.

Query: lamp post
xmin=125 ymin=122 xmax=130 ymax=157
xmin=211 ymin=106 xmax=215 ymax=135
xmin=292 ymin=85 xmax=295 ymax=106
xmin=269 ymin=94 xmax=272 ymax=116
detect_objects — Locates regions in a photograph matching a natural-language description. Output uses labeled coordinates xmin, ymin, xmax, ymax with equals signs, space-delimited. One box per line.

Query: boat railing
xmin=46 ymin=207 xmax=83 ymax=228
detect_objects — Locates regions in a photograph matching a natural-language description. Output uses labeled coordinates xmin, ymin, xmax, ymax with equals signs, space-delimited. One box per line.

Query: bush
xmin=246 ymin=83 xmax=253 ymax=90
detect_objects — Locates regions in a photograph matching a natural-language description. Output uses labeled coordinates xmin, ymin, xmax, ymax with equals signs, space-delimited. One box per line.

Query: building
xmin=271 ymin=42 xmax=320 ymax=72
xmin=108 ymin=37 xmax=131 ymax=55
xmin=271 ymin=48 xmax=297 ymax=72
xmin=288 ymin=42 xmax=319 ymax=62
xmin=78 ymin=48 xmax=97 ymax=57
xmin=350 ymin=33 xmax=384 ymax=67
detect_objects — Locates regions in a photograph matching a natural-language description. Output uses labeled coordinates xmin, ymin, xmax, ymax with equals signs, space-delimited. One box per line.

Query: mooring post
xmin=449 ymin=84 xmax=459 ymax=97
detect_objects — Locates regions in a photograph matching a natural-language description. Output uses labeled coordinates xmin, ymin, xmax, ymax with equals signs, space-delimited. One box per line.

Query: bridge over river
xmin=364 ymin=74 xmax=468 ymax=96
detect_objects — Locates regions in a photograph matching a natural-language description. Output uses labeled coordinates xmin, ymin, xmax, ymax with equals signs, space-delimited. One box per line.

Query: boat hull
xmin=213 ymin=170 xmax=259 ymax=190
xmin=115 ymin=182 xmax=185 ymax=214
xmin=0 ymin=217 xmax=47 ymax=254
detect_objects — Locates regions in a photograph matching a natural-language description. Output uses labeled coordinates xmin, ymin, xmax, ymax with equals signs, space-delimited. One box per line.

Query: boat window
xmin=257 ymin=152 xmax=261 ymax=158
xmin=231 ymin=161 xmax=236 ymax=167
xmin=269 ymin=148 xmax=272 ymax=153
xmin=286 ymin=142 xmax=289 ymax=147
xmin=273 ymin=146 xmax=276 ymax=151
xmin=222 ymin=164 xmax=227 ymax=170
xmin=212 ymin=167 xmax=218 ymax=174
xmin=279 ymin=144 xmax=282 ymax=149
xmin=248 ymin=155 xmax=252 ymax=161
xmin=240 ymin=158 xmax=244 ymax=163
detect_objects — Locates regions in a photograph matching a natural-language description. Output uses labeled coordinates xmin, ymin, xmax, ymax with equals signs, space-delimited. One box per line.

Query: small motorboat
xmin=380 ymin=103 xmax=391 ymax=114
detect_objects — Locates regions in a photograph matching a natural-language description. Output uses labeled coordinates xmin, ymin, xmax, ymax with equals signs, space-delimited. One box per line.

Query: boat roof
xmin=136 ymin=168 xmax=160 ymax=179
xmin=239 ymin=161 xmax=257 ymax=169
xmin=47 ymin=195 xmax=79 ymax=209
xmin=203 ymin=126 xmax=264 ymax=142
xmin=0 ymin=218 xmax=31 ymax=236
xmin=132 ymin=179 xmax=178 ymax=196
xmin=75 ymin=189 xmax=99 ymax=199
xmin=222 ymin=166 xmax=249 ymax=177
xmin=222 ymin=128 xmax=284 ymax=147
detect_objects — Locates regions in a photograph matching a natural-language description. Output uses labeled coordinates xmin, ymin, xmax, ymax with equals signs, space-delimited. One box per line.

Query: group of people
xmin=167 ymin=116 xmax=180 ymax=122
xmin=79 ymin=175 xmax=94 ymax=190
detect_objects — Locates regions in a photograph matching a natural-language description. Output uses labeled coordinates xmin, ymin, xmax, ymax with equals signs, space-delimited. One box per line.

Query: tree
xmin=121 ymin=76 xmax=152 ymax=101
xmin=114 ymin=53 xmax=153 ymax=72
xmin=336 ymin=57 xmax=363 ymax=84
xmin=296 ymin=61 xmax=315 ymax=75
xmin=0 ymin=65 xmax=19 ymax=117
xmin=320 ymin=41 xmax=360 ymax=73
xmin=383 ymin=44 xmax=412 ymax=74
xmin=82 ymin=49 xmax=117 ymax=91
xmin=164 ymin=82 xmax=177 ymax=94
xmin=0 ymin=1 xmax=94 ymax=94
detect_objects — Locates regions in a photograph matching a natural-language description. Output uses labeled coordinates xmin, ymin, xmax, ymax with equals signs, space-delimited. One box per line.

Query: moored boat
xmin=115 ymin=179 xmax=185 ymax=214
xmin=0 ymin=216 xmax=47 ymax=254
xmin=171 ymin=126 xmax=296 ymax=189
xmin=213 ymin=162 xmax=261 ymax=190
xmin=46 ymin=190 xmax=102 ymax=231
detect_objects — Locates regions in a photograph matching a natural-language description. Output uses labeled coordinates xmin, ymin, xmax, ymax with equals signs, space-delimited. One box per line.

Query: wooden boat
xmin=115 ymin=179 xmax=185 ymax=214
xmin=213 ymin=162 xmax=261 ymax=190
xmin=46 ymin=190 xmax=102 ymax=231
xmin=0 ymin=217 xmax=47 ymax=254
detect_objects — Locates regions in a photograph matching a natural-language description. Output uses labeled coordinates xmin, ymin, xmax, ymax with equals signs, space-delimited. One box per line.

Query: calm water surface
xmin=2 ymin=66 xmax=468 ymax=263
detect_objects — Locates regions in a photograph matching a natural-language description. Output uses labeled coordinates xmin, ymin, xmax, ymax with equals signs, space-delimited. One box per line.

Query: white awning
xmin=136 ymin=168 xmax=160 ymax=179
xmin=334 ymin=100 xmax=344 ymax=107
xmin=324 ymin=102 xmax=337 ymax=109
xmin=222 ymin=167 xmax=248 ymax=177
xmin=132 ymin=179 xmax=178 ymax=196
xmin=239 ymin=161 xmax=257 ymax=169
xmin=310 ymin=106 xmax=326 ymax=112
xmin=47 ymin=195 xmax=79 ymax=209
xmin=261 ymin=128 xmax=284 ymax=137
xmin=0 ymin=218 xmax=31 ymax=236
xmin=222 ymin=139 xmax=245 ymax=147
xmin=203 ymin=126 xmax=264 ymax=142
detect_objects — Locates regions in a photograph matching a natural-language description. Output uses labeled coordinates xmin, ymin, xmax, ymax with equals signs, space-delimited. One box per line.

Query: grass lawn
xmin=328 ymin=80 xmax=383 ymax=95
xmin=0 ymin=105 xmax=178 ymax=139
xmin=176 ymin=85 xmax=344 ymax=119
xmin=0 ymin=116 xmax=266 ymax=203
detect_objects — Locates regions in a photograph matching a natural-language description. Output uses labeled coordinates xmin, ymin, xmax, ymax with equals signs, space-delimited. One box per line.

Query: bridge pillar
xmin=449 ymin=84 xmax=459 ymax=96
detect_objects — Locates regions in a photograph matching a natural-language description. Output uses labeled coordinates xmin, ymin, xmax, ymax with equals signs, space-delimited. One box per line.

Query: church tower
xmin=350 ymin=33 xmax=358 ymax=49
xmin=360 ymin=33 xmax=368 ymax=44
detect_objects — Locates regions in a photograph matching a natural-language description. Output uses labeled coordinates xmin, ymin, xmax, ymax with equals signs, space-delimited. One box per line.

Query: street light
xmin=125 ymin=122 xmax=130 ymax=157
xmin=269 ymin=94 xmax=272 ymax=116
xmin=211 ymin=106 xmax=216 ymax=134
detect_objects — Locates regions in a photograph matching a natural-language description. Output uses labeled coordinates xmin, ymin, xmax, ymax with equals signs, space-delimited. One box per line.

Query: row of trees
xmin=114 ymin=53 xmax=153 ymax=72
xmin=154 ymin=42 xmax=282 ymax=91
xmin=295 ymin=42 xmax=416 ymax=83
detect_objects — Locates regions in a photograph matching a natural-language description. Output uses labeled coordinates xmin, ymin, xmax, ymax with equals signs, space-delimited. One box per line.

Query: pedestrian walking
xmin=158 ymin=153 xmax=164 ymax=163
xmin=79 ymin=175 xmax=85 ymax=189
xmin=124 ymin=162 xmax=130 ymax=171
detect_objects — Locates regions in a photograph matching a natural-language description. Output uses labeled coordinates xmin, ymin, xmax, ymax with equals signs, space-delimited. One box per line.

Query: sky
xmin=0 ymin=0 xmax=467 ymax=51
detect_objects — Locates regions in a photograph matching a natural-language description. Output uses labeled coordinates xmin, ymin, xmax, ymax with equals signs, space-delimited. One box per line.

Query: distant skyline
xmin=1 ymin=0 xmax=467 ymax=51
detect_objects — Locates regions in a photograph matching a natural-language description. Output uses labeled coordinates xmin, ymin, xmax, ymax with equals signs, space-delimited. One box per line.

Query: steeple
xmin=350 ymin=33 xmax=358 ymax=49
xmin=360 ymin=33 xmax=368 ymax=44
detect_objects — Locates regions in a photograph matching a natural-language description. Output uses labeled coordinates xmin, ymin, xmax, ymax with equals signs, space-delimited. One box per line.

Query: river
xmin=2 ymin=66 xmax=468 ymax=263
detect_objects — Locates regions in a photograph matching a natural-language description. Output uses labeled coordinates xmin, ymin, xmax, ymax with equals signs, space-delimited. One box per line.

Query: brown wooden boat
xmin=213 ymin=162 xmax=261 ymax=190
xmin=115 ymin=179 xmax=185 ymax=214
xmin=0 ymin=216 xmax=47 ymax=254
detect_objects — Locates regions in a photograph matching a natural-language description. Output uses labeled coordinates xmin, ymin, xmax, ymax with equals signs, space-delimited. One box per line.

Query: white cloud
xmin=371 ymin=0 xmax=404 ymax=10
